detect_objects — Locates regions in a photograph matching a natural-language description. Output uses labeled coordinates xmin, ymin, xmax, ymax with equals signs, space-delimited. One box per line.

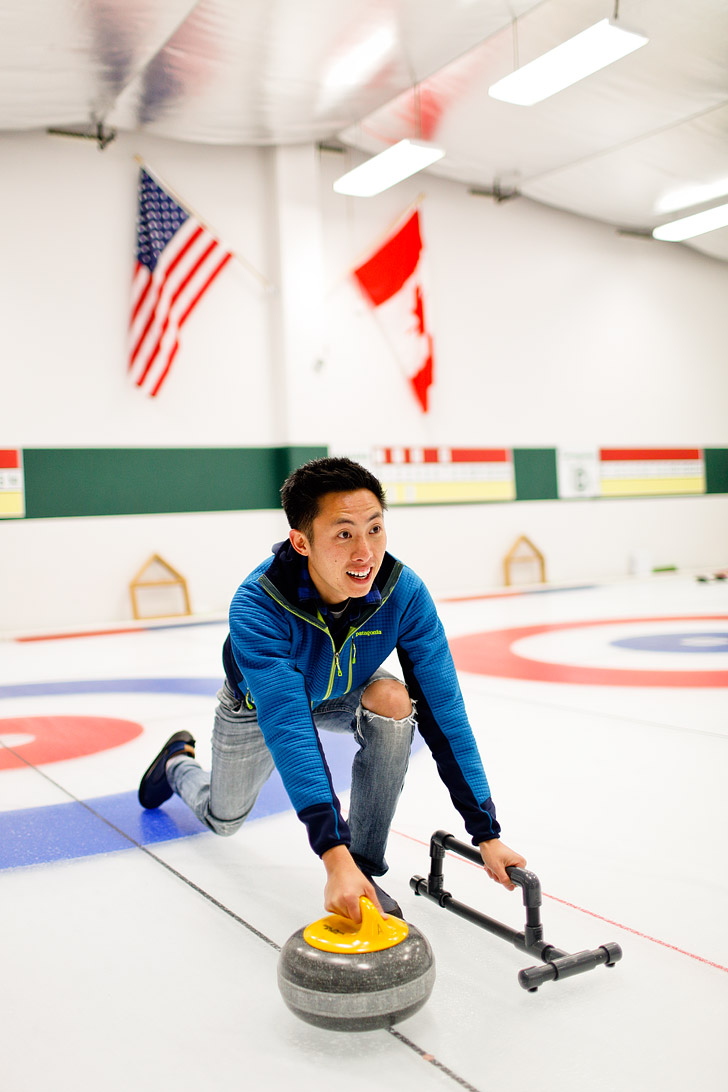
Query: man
xmin=139 ymin=457 xmax=525 ymax=921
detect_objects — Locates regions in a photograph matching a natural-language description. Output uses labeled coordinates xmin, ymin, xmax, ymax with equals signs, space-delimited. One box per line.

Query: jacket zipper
xmin=318 ymin=610 xmax=341 ymax=699
xmin=258 ymin=562 xmax=402 ymax=700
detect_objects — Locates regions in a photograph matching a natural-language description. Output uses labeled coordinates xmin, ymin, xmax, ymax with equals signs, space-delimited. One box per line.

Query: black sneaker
xmin=138 ymin=731 xmax=195 ymax=809
xmin=362 ymin=872 xmax=403 ymax=919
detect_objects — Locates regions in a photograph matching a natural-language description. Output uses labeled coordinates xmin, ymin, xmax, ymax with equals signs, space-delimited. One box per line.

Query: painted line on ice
xmin=393 ymin=829 xmax=728 ymax=974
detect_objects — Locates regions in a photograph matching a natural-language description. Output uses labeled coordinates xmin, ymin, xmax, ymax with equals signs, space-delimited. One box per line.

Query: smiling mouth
xmin=346 ymin=567 xmax=373 ymax=582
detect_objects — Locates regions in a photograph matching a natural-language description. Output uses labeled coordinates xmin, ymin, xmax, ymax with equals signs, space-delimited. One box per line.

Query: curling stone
xmin=277 ymin=896 xmax=435 ymax=1032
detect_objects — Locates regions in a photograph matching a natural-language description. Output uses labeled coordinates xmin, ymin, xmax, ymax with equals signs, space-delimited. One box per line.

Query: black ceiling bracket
xmin=47 ymin=121 xmax=117 ymax=151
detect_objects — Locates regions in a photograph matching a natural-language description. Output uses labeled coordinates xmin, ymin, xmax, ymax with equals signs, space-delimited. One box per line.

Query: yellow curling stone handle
xmin=303 ymin=896 xmax=409 ymax=953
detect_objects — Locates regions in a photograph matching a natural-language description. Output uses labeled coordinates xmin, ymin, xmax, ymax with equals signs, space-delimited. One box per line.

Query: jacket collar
xmin=266 ymin=539 xmax=395 ymax=616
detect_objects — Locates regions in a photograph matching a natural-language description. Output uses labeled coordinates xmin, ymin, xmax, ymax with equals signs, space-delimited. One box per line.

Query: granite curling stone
xmin=277 ymin=896 xmax=435 ymax=1032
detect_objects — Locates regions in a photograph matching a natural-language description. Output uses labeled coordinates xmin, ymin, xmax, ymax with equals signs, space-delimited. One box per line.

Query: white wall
xmin=2 ymin=509 xmax=291 ymax=636
xmin=0 ymin=131 xmax=274 ymax=447
xmin=316 ymin=146 xmax=728 ymax=595
xmin=1 ymin=133 xmax=727 ymax=632
xmin=317 ymin=147 xmax=728 ymax=447
xmin=384 ymin=494 xmax=727 ymax=599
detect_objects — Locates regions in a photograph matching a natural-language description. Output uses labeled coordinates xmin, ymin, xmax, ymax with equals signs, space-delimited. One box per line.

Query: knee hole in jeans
xmin=361 ymin=678 xmax=412 ymax=720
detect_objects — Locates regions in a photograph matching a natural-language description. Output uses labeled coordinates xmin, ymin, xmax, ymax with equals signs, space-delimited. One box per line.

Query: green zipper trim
xmin=257 ymin=575 xmax=329 ymax=632
xmin=258 ymin=575 xmax=340 ymax=697
xmin=330 ymin=559 xmax=403 ymax=696
xmin=258 ymin=559 xmax=403 ymax=701
xmin=317 ymin=607 xmax=340 ymax=699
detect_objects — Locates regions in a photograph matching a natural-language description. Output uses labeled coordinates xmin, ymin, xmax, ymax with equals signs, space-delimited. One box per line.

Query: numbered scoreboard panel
xmin=0 ymin=449 xmax=24 ymax=518
xmin=557 ymin=447 xmax=706 ymax=499
xmin=367 ymin=447 xmax=516 ymax=505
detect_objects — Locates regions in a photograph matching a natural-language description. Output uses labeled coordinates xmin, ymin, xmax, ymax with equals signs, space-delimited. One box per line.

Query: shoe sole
xmin=138 ymin=730 xmax=195 ymax=809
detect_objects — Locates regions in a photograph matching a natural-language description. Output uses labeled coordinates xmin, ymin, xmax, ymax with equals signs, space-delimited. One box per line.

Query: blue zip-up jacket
xmin=223 ymin=540 xmax=501 ymax=857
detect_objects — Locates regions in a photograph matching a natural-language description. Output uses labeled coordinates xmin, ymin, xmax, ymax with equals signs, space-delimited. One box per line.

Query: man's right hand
xmin=321 ymin=844 xmax=386 ymax=922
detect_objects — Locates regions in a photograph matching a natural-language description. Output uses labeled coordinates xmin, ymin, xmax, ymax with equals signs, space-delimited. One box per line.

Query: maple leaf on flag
xmin=353 ymin=209 xmax=434 ymax=413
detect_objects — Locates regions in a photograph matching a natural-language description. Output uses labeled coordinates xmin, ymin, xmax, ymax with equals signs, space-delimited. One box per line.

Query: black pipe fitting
xmin=412 ymin=830 xmax=624 ymax=992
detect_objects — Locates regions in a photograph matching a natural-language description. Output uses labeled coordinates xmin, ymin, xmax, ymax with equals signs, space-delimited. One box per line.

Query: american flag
xmin=129 ymin=168 xmax=232 ymax=397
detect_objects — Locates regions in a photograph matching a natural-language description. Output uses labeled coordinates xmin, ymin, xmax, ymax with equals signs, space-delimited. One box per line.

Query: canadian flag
xmin=353 ymin=209 xmax=434 ymax=413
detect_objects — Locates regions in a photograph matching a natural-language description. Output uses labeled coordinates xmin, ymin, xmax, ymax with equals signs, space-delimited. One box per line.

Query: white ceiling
xmin=3 ymin=0 xmax=728 ymax=262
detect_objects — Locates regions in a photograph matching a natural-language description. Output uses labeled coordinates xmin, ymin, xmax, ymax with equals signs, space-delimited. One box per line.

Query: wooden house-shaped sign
xmin=503 ymin=535 xmax=546 ymax=587
xmin=129 ymin=553 xmax=192 ymax=620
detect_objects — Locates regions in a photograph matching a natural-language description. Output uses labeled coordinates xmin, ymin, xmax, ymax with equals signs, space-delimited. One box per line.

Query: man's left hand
xmin=479 ymin=839 xmax=527 ymax=890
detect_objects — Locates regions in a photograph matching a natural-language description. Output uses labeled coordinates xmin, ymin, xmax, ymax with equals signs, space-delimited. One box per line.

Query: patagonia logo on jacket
xmin=355 ymin=629 xmax=382 ymax=637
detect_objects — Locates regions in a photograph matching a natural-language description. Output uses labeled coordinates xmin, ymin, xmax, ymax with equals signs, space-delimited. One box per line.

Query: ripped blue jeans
xmin=167 ymin=670 xmax=416 ymax=876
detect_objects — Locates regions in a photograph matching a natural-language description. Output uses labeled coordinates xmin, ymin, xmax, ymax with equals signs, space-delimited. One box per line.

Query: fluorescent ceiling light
xmin=654 ymin=177 xmax=728 ymax=215
xmin=488 ymin=18 xmax=648 ymax=105
xmin=333 ymin=139 xmax=445 ymax=197
xmin=653 ymin=202 xmax=728 ymax=242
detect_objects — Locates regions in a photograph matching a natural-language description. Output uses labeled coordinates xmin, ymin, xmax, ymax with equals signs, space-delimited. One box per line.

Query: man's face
xmin=289 ymin=489 xmax=387 ymax=605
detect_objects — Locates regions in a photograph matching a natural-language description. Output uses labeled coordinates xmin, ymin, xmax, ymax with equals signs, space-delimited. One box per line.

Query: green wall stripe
xmin=705 ymin=448 xmax=728 ymax=494
xmin=22 ymin=446 xmax=326 ymax=519
xmin=513 ymin=448 xmax=559 ymax=501
xmin=13 ymin=445 xmax=728 ymax=519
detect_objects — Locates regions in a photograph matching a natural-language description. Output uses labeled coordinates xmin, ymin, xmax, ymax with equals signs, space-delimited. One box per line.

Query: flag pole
xmin=133 ymin=155 xmax=274 ymax=292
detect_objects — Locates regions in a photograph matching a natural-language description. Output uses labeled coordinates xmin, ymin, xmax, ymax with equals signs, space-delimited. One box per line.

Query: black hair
xmin=280 ymin=457 xmax=387 ymax=540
